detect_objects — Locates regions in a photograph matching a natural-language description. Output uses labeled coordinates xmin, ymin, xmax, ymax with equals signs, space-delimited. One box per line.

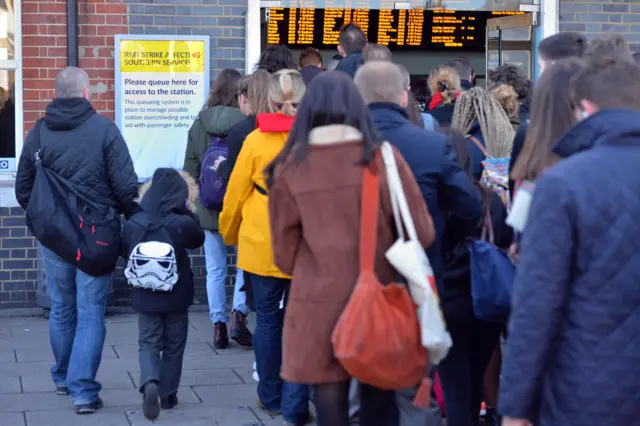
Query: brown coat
xmin=269 ymin=125 xmax=436 ymax=384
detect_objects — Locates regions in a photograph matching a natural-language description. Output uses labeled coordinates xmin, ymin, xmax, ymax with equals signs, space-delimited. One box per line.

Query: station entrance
xmin=259 ymin=3 xmax=538 ymax=87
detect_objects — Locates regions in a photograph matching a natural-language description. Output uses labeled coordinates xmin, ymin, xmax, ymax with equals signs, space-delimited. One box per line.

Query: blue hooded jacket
xmin=369 ymin=102 xmax=482 ymax=291
xmin=499 ymin=110 xmax=640 ymax=425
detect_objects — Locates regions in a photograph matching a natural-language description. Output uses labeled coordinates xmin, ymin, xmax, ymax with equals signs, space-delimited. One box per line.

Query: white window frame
xmin=0 ymin=0 xmax=22 ymax=179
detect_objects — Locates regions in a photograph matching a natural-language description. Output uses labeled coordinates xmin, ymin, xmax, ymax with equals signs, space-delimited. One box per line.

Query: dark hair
xmin=206 ymin=68 xmax=242 ymax=108
xmin=339 ymin=24 xmax=367 ymax=55
xmin=583 ymin=33 xmax=631 ymax=60
xmin=255 ymin=45 xmax=296 ymax=73
xmin=447 ymin=57 xmax=475 ymax=82
xmin=265 ymin=71 xmax=382 ymax=187
xmin=406 ymin=91 xmax=425 ymax=128
xmin=487 ymin=64 xmax=532 ymax=105
xmin=363 ymin=43 xmax=392 ymax=63
xmin=438 ymin=127 xmax=472 ymax=177
xmin=571 ymin=43 xmax=640 ymax=111
xmin=411 ymin=78 xmax=430 ymax=112
xmin=511 ymin=59 xmax=583 ymax=182
xmin=538 ymin=31 xmax=587 ymax=61
xmin=634 ymin=51 xmax=640 ymax=64
xmin=299 ymin=47 xmax=323 ymax=68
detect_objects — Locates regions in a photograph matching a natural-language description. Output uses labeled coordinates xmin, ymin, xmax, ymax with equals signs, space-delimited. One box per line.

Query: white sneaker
xmin=253 ymin=370 xmax=260 ymax=382
xmin=253 ymin=361 xmax=257 ymax=370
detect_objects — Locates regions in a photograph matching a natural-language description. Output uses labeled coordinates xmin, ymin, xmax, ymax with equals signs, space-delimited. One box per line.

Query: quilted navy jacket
xmin=15 ymin=98 xmax=139 ymax=217
xmin=499 ymin=110 xmax=640 ymax=426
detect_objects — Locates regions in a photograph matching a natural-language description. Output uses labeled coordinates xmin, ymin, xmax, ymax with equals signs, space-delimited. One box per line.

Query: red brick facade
xmin=21 ymin=0 xmax=128 ymax=134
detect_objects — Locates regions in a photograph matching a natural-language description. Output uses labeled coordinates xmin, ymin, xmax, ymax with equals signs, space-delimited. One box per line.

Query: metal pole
xmin=66 ymin=0 xmax=79 ymax=67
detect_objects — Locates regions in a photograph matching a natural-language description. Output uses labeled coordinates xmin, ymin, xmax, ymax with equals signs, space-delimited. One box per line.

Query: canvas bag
xmin=468 ymin=136 xmax=511 ymax=208
xmin=380 ymin=142 xmax=452 ymax=365
xmin=25 ymin=120 xmax=122 ymax=277
xmin=199 ymin=136 xmax=228 ymax=211
xmin=331 ymin=151 xmax=427 ymax=390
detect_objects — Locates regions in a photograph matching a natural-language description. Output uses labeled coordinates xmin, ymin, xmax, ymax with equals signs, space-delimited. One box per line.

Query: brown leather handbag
xmin=331 ymin=152 xmax=428 ymax=390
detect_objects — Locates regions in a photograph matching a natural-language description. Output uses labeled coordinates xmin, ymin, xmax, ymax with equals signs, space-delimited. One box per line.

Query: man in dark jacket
xmin=15 ymin=67 xmax=139 ymax=415
xmin=355 ymin=61 xmax=483 ymax=423
xmin=499 ymin=53 xmax=640 ymax=426
xmin=335 ymin=23 xmax=366 ymax=78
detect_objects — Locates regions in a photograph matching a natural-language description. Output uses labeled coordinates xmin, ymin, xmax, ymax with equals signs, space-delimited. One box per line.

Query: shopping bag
xmin=332 ymin=151 xmax=427 ymax=390
xmin=380 ymin=142 xmax=452 ymax=365
xmin=468 ymin=205 xmax=516 ymax=323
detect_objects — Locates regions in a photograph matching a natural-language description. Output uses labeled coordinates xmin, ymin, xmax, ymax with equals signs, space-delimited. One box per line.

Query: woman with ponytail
xmin=219 ymin=69 xmax=312 ymax=425
xmin=427 ymin=65 xmax=461 ymax=127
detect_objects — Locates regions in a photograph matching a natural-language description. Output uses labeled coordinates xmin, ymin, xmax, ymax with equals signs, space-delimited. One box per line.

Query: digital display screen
xmin=267 ymin=9 xmax=523 ymax=51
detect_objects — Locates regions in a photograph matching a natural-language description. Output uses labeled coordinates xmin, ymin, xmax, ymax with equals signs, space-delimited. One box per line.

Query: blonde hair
xmin=428 ymin=65 xmax=461 ymax=105
xmin=0 ymin=87 xmax=6 ymax=109
xmin=268 ymin=69 xmax=305 ymax=116
xmin=491 ymin=84 xmax=520 ymax=118
xmin=451 ymin=87 xmax=515 ymax=158
xmin=246 ymin=70 xmax=271 ymax=115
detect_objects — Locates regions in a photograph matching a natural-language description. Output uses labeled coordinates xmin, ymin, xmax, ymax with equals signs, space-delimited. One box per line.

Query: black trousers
xmin=313 ymin=380 xmax=399 ymax=426
xmin=138 ymin=310 xmax=189 ymax=399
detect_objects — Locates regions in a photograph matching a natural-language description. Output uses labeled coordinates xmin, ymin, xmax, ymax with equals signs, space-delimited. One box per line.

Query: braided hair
xmin=451 ymin=87 xmax=515 ymax=158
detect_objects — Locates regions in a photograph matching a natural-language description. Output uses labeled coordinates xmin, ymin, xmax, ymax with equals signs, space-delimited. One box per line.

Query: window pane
xmin=0 ymin=0 xmax=14 ymax=60
xmin=0 ymin=69 xmax=16 ymax=163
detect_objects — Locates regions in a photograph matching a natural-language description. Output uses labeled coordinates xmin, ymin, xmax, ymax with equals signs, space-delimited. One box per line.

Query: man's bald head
xmin=55 ymin=67 xmax=90 ymax=100
xmin=354 ymin=61 xmax=406 ymax=106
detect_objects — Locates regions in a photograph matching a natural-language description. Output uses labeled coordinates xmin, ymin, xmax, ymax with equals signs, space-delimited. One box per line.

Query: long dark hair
xmin=206 ymin=68 xmax=242 ymax=108
xmin=511 ymin=58 xmax=583 ymax=182
xmin=265 ymin=71 xmax=382 ymax=187
xmin=255 ymin=45 xmax=296 ymax=73
xmin=406 ymin=91 xmax=425 ymax=128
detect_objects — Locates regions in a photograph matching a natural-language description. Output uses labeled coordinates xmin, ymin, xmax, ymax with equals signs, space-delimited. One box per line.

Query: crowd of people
xmin=13 ymin=20 xmax=640 ymax=426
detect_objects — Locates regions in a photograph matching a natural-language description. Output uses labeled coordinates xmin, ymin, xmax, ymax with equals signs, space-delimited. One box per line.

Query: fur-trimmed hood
xmin=138 ymin=169 xmax=199 ymax=214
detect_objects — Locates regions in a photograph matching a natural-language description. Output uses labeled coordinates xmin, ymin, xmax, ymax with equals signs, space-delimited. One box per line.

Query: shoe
xmin=55 ymin=386 xmax=69 ymax=396
xmin=230 ymin=310 xmax=253 ymax=347
xmin=213 ymin=322 xmax=229 ymax=349
xmin=142 ymin=381 xmax=160 ymax=421
xmin=256 ymin=395 xmax=281 ymax=416
xmin=252 ymin=370 xmax=260 ymax=382
xmin=75 ymin=397 xmax=104 ymax=415
xmin=161 ymin=394 xmax=179 ymax=410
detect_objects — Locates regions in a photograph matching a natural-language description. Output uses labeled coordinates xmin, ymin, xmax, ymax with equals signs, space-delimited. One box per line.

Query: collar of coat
xmin=553 ymin=109 xmax=640 ymax=158
xmin=257 ymin=113 xmax=295 ymax=133
xmin=309 ymin=125 xmax=362 ymax=146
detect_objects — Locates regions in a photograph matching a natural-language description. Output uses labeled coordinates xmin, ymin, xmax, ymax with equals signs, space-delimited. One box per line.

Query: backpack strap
xmin=254 ymin=183 xmax=268 ymax=196
xmin=466 ymin=135 xmax=489 ymax=158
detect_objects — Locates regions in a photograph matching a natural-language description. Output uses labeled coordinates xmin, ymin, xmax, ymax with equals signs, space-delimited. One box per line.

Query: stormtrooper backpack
xmin=124 ymin=214 xmax=179 ymax=292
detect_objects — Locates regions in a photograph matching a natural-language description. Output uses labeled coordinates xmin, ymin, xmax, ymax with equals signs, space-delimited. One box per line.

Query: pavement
xmin=0 ymin=311 xmax=289 ymax=426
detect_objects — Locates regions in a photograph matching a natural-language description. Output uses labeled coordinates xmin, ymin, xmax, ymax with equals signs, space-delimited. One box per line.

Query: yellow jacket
xmin=219 ymin=113 xmax=294 ymax=279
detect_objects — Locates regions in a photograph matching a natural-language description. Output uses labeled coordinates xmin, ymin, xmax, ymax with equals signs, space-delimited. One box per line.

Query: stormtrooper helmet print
xmin=124 ymin=241 xmax=179 ymax=292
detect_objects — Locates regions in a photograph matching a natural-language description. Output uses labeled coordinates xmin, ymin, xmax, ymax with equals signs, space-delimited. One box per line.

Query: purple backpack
xmin=199 ymin=136 xmax=228 ymax=211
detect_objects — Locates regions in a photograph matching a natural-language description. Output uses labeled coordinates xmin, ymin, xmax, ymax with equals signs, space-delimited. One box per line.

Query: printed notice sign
xmin=115 ymin=36 xmax=210 ymax=180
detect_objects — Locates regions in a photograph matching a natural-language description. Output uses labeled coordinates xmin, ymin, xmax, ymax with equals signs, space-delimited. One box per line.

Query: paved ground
xmin=0 ymin=311 xmax=287 ymax=426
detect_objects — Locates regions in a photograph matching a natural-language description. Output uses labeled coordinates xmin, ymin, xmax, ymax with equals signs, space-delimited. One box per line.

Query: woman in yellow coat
xmin=219 ymin=69 xmax=310 ymax=426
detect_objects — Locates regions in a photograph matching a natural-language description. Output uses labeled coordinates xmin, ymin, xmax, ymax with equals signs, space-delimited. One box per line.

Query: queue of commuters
xmin=13 ymin=22 xmax=640 ymax=426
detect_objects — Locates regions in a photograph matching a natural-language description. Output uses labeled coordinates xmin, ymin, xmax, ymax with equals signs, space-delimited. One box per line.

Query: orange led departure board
xmin=267 ymin=9 xmax=523 ymax=51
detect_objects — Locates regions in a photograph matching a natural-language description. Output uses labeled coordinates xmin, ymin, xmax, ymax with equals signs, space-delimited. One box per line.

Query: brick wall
xmin=2 ymin=0 xmax=245 ymax=310
xmin=559 ymin=0 xmax=640 ymax=51
xmin=124 ymin=0 xmax=247 ymax=77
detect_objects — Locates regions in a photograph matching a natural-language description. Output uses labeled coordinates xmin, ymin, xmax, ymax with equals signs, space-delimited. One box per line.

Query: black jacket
xmin=369 ymin=102 xmax=483 ymax=293
xmin=335 ymin=52 xmax=363 ymax=79
xmin=428 ymin=102 xmax=456 ymax=128
xmin=508 ymin=121 xmax=528 ymax=198
xmin=123 ymin=168 xmax=205 ymax=314
xmin=219 ymin=115 xmax=257 ymax=183
xmin=0 ymin=98 xmax=15 ymax=158
xmin=441 ymin=190 xmax=513 ymax=326
xmin=15 ymin=98 xmax=139 ymax=217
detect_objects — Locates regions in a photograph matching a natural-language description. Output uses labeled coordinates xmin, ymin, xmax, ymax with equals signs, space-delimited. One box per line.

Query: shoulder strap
xmin=466 ymin=135 xmax=489 ymax=158
xmin=359 ymin=150 xmax=381 ymax=273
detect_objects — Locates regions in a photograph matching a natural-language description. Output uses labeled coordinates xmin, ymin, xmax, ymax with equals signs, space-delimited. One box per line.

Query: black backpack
xmin=25 ymin=119 xmax=122 ymax=277
xmin=124 ymin=213 xmax=179 ymax=292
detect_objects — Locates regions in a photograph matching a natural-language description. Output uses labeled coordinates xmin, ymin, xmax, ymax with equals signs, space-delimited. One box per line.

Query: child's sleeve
xmin=175 ymin=215 xmax=206 ymax=250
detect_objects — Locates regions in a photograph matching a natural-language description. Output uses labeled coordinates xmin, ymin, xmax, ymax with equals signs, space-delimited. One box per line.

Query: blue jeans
xmin=249 ymin=273 xmax=310 ymax=424
xmin=204 ymin=231 xmax=247 ymax=323
xmin=43 ymin=247 xmax=111 ymax=406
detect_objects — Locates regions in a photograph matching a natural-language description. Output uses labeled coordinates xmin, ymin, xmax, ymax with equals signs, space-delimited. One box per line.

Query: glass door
xmin=485 ymin=13 xmax=535 ymax=82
